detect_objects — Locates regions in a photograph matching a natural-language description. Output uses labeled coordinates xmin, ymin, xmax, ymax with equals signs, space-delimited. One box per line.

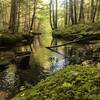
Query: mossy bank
xmin=12 ymin=65 xmax=100 ymax=100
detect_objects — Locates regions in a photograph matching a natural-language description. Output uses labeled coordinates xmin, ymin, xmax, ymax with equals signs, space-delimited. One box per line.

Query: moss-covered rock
xmin=12 ymin=65 xmax=100 ymax=100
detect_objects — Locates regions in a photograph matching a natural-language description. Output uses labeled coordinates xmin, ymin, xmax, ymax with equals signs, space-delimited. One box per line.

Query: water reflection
xmin=49 ymin=53 xmax=69 ymax=72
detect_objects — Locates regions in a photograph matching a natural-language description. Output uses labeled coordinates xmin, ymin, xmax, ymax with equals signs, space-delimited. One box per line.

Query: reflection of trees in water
xmin=49 ymin=44 xmax=100 ymax=69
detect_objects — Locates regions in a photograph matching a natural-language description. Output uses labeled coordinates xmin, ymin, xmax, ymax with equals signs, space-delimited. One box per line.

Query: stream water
xmin=0 ymin=64 xmax=17 ymax=90
xmin=51 ymin=58 xmax=69 ymax=72
xmin=0 ymin=51 xmax=19 ymax=100
xmin=0 ymin=63 xmax=19 ymax=100
xmin=0 ymin=49 xmax=69 ymax=100
xmin=50 ymin=52 xmax=69 ymax=72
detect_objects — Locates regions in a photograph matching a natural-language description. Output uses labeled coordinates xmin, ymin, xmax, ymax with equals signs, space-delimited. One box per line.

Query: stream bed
xmin=0 ymin=63 xmax=19 ymax=100
xmin=0 ymin=49 xmax=69 ymax=100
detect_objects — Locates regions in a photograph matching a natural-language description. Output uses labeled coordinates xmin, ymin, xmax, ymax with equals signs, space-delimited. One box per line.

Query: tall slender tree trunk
xmin=9 ymin=0 xmax=18 ymax=34
xmin=69 ymin=0 xmax=74 ymax=25
xmin=50 ymin=0 xmax=58 ymax=30
xmin=50 ymin=0 xmax=54 ymax=30
xmin=28 ymin=0 xmax=31 ymax=32
xmin=79 ymin=0 xmax=84 ymax=23
xmin=90 ymin=0 xmax=94 ymax=22
xmin=65 ymin=0 xmax=68 ymax=27
xmin=92 ymin=0 xmax=99 ymax=22
xmin=30 ymin=0 xmax=37 ymax=31
xmin=96 ymin=0 xmax=100 ymax=21
xmin=1 ymin=3 xmax=5 ymax=28
xmin=86 ymin=0 xmax=90 ymax=22
xmin=73 ymin=0 xmax=77 ymax=24
xmin=55 ymin=0 xmax=58 ymax=29
xmin=52 ymin=0 xmax=55 ymax=29
xmin=16 ymin=1 xmax=20 ymax=32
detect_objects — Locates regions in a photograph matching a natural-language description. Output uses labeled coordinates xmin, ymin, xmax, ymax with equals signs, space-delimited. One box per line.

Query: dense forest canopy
xmin=0 ymin=0 xmax=49 ymax=33
xmin=0 ymin=0 xmax=100 ymax=34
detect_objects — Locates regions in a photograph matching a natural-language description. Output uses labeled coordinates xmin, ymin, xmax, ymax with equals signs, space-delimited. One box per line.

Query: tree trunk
xmin=52 ymin=0 xmax=55 ymax=29
xmin=16 ymin=1 xmax=20 ymax=32
xmin=50 ymin=0 xmax=58 ymax=30
xmin=90 ymin=0 xmax=94 ymax=22
xmin=55 ymin=0 xmax=58 ymax=29
xmin=30 ymin=0 xmax=37 ymax=31
xmin=79 ymin=0 xmax=84 ymax=23
xmin=69 ymin=0 xmax=74 ymax=25
xmin=65 ymin=0 xmax=68 ymax=27
xmin=92 ymin=0 xmax=99 ymax=22
xmin=9 ymin=0 xmax=18 ymax=34
xmin=73 ymin=0 xmax=77 ymax=24
xmin=50 ymin=0 xmax=54 ymax=30
xmin=96 ymin=0 xmax=100 ymax=21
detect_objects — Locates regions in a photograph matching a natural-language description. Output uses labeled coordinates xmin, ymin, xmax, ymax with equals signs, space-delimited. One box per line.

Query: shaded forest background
xmin=0 ymin=0 xmax=100 ymax=34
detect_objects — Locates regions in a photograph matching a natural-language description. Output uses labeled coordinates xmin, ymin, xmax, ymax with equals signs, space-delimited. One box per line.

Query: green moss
xmin=0 ymin=34 xmax=34 ymax=47
xmin=53 ymin=22 xmax=100 ymax=39
xmin=12 ymin=65 xmax=100 ymax=100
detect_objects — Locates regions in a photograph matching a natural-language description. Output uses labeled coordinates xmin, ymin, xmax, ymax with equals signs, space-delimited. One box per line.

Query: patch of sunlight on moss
xmin=62 ymin=82 xmax=72 ymax=89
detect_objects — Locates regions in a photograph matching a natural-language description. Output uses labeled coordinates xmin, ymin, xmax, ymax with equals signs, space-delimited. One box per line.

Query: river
xmin=0 ymin=49 xmax=69 ymax=100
